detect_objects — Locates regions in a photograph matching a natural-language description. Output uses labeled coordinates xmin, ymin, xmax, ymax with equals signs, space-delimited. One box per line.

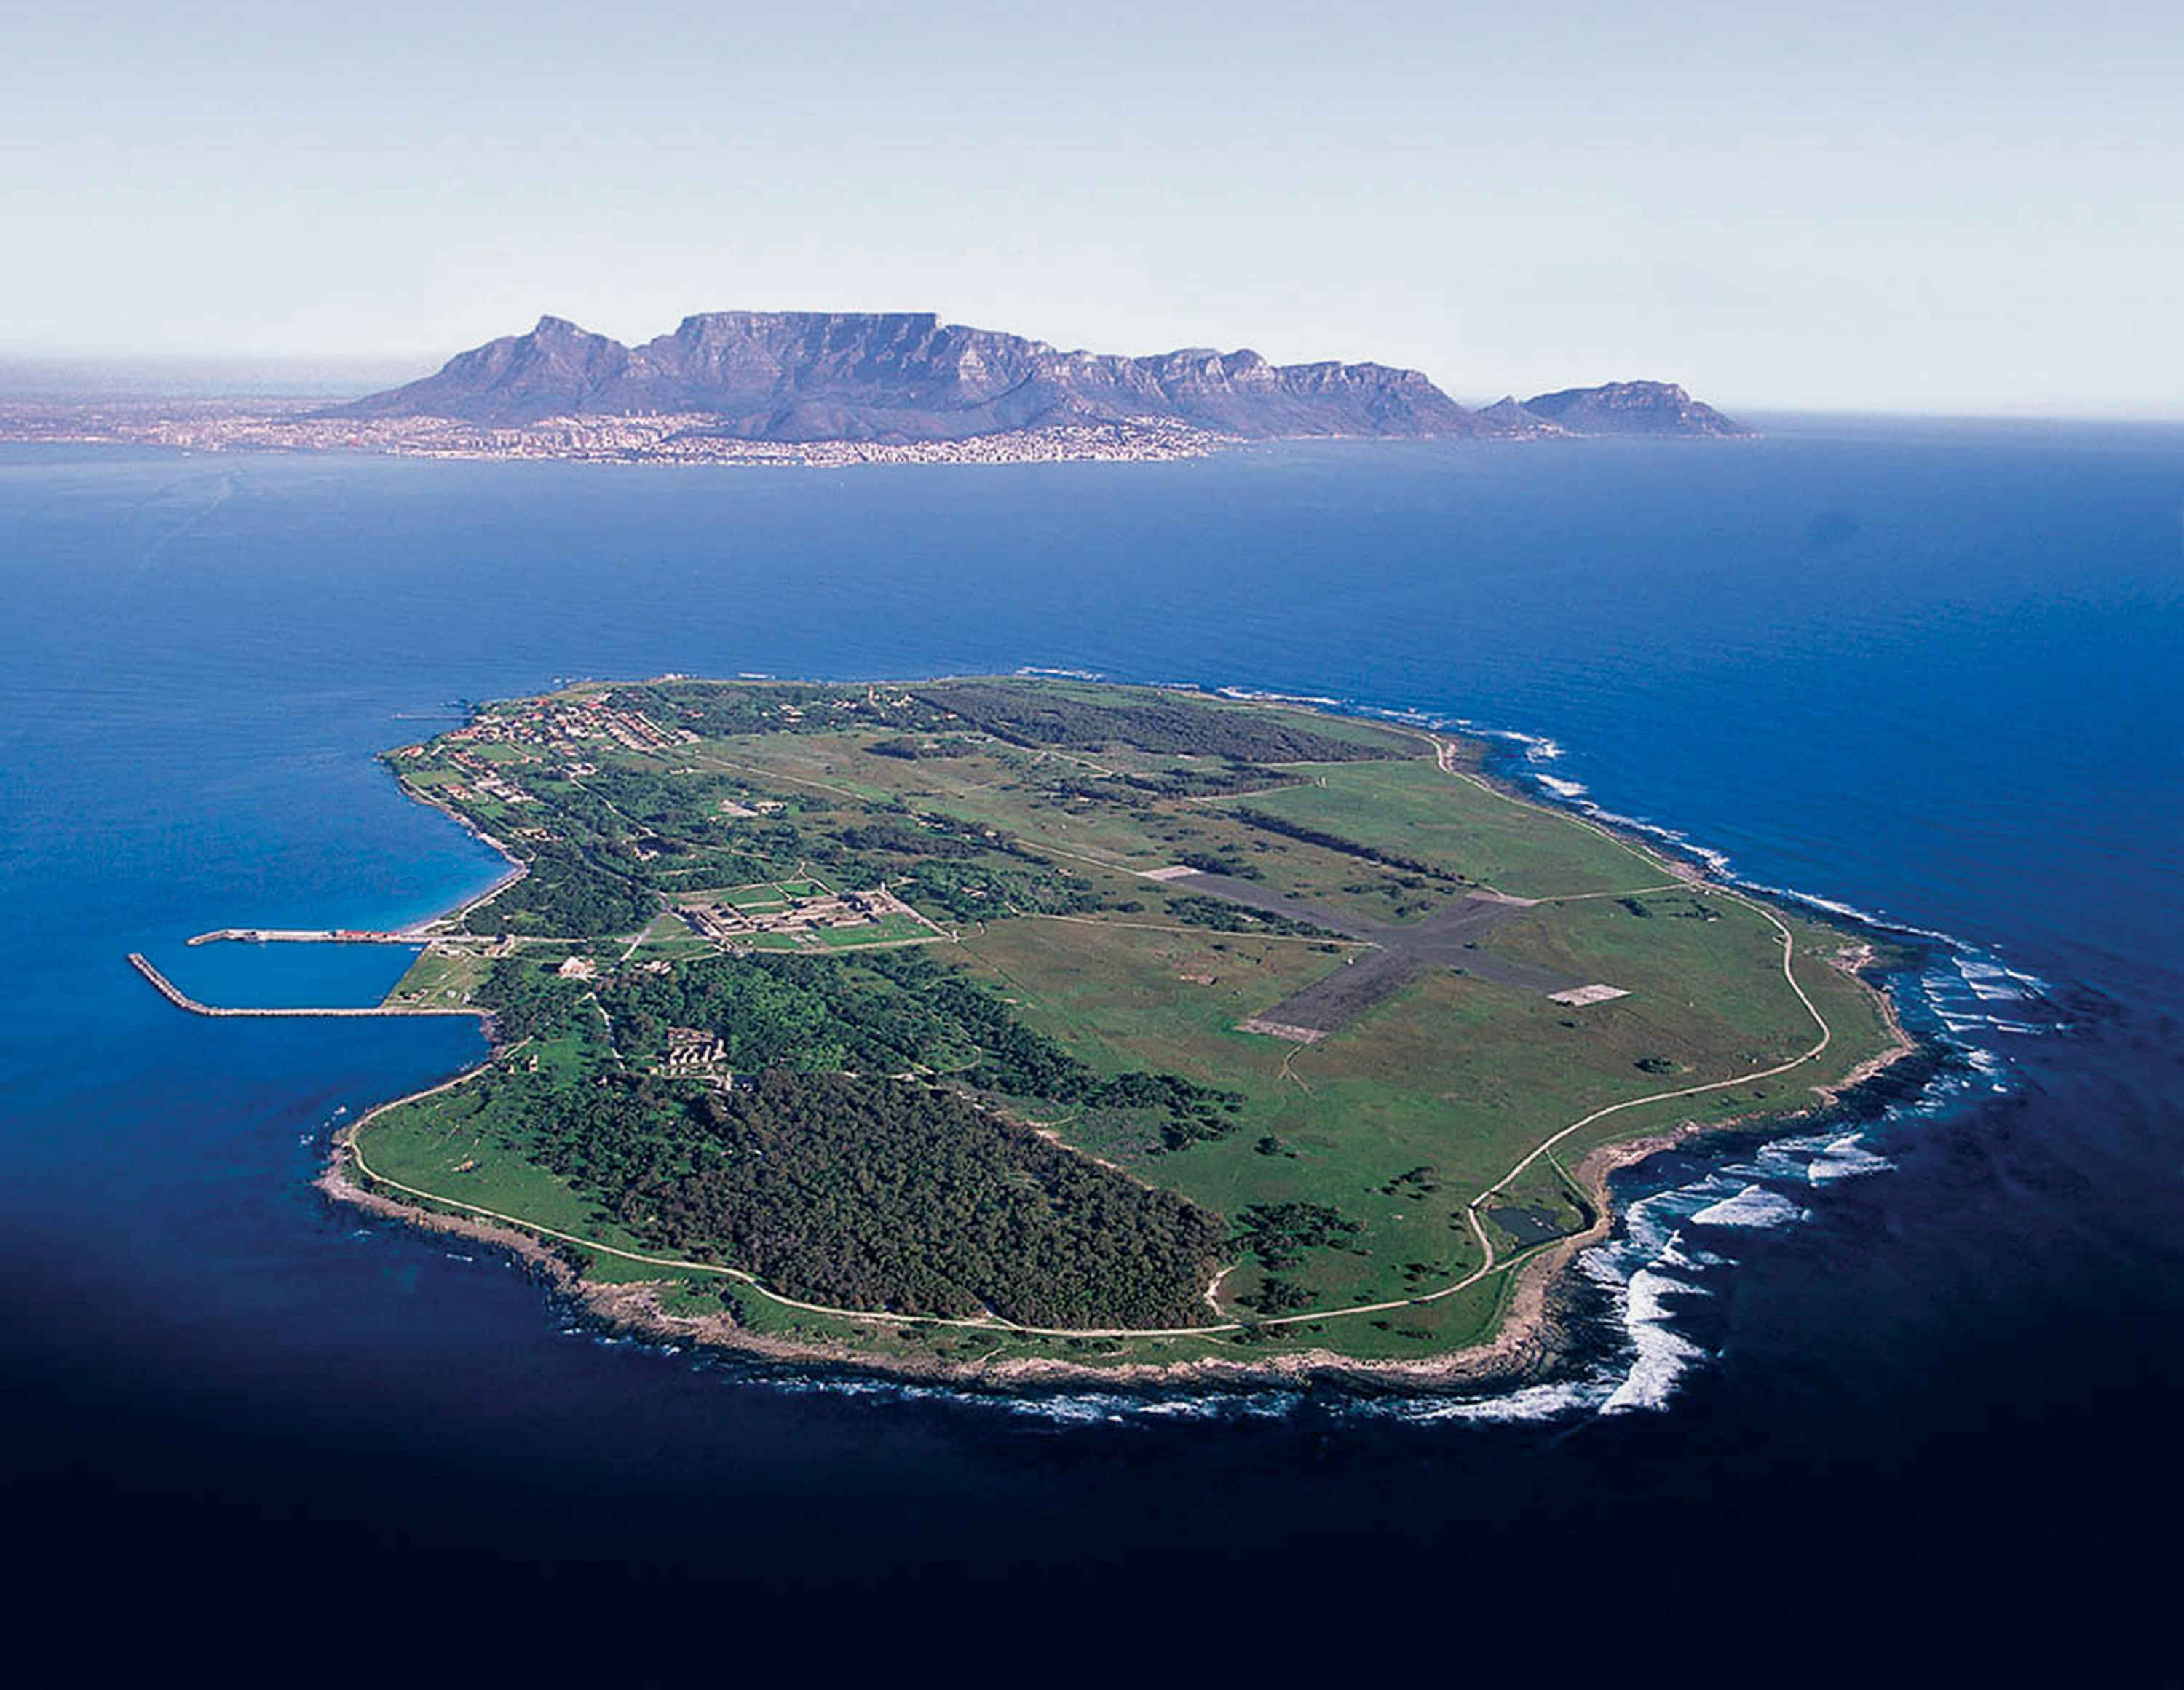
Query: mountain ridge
xmin=336 ymin=312 xmax=1749 ymax=443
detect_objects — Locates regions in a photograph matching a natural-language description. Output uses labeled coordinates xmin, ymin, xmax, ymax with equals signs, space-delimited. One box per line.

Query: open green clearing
xmin=348 ymin=676 xmax=1906 ymax=1370
xmin=1227 ymin=757 xmax=1666 ymax=901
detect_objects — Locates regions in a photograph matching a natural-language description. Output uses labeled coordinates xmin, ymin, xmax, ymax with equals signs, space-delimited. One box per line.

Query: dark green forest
xmin=1230 ymin=806 xmax=1468 ymax=884
xmin=597 ymin=1071 xmax=1222 ymax=1325
xmin=1162 ymin=895 xmax=1345 ymax=939
xmin=438 ymin=1055 xmax=1223 ymax=1326
xmin=566 ymin=946 xmax=1244 ymax=1149
xmin=437 ymin=945 xmax=1246 ymax=1321
xmin=462 ymin=843 xmax=655 ymax=937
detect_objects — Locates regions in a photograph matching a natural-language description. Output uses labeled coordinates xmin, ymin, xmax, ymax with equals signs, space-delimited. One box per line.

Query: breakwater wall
xmin=186 ymin=928 xmax=427 ymax=946
xmin=127 ymin=953 xmax=481 ymax=1020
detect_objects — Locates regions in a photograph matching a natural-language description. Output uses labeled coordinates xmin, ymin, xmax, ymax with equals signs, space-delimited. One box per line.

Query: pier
xmin=127 ymin=953 xmax=482 ymax=1020
xmin=186 ymin=927 xmax=428 ymax=946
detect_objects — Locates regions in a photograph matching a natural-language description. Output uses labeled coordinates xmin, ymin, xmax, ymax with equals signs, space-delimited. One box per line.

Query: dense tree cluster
xmin=911 ymin=683 xmax=1404 ymax=763
xmin=1232 ymin=1202 xmax=1363 ymax=1270
xmin=613 ymin=681 xmax=961 ymax=740
xmin=899 ymin=961 xmax=1243 ymax=1145
xmin=1117 ymin=761 xmax=1290 ymax=799
xmin=866 ymin=735 xmax=977 ymax=760
xmin=478 ymin=956 xmax=593 ymax=1042
xmin=507 ymin=948 xmax=1244 ymax=1149
xmin=1377 ymin=1165 xmax=1444 ymax=1199
xmin=463 ymin=841 xmax=654 ymax=937
xmin=895 ymin=858 xmax=1101 ymax=920
xmin=1162 ymin=896 xmax=1342 ymax=939
xmin=1241 ymin=1274 xmax=1313 ymax=1314
xmin=595 ymin=949 xmax=960 ymax=1074
xmin=1230 ymin=806 xmax=1465 ymax=884
xmin=1177 ymin=850 xmax=1264 ymax=880
xmin=1616 ymin=893 xmax=1721 ymax=921
xmin=443 ymin=943 xmax=1246 ymax=1321
xmin=508 ymin=1068 xmax=1225 ymax=1326
xmin=834 ymin=817 xmax=985 ymax=859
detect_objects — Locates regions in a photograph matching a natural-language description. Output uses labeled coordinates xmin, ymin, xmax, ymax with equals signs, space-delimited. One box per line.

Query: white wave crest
xmin=1690 ymin=1186 xmax=1808 ymax=1229
xmin=1600 ymin=1269 xmax=1709 ymax=1413
xmin=1400 ymin=1379 xmax=1612 ymax=1424
xmin=1805 ymin=1136 xmax=1895 ymax=1183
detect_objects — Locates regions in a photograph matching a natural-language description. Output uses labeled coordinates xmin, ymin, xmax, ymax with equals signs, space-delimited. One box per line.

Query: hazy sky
xmin=4 ymin=0 xmax=2177 ymax=414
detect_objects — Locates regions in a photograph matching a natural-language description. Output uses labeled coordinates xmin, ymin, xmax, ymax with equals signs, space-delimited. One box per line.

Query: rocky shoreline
xmin=319 ymin=950 xmax=1924 ymax=1397
xmin=299 ymin=687 xmax=1922 ymax=1398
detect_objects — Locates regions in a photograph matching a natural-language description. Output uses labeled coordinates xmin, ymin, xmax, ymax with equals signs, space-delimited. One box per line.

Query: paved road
xmin=323 ymin=731 xmax=1845 ymax=1349
xmin=1171 ymin=871 xmax=1587 ymax=1037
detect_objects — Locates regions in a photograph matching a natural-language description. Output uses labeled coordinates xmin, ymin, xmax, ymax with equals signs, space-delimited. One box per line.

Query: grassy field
xmin=952 ymin=892 xmax=1870 ymax=1327
xmin=344 ymin=678 xmax=1909 ymax=1370
xmin=1223 ymin=757 xmax=1668 ymax=901
xmin=381 ymin=946 xmax=492 ymax=1008
xmin=353 ymin=1028 xmax=659 ymax=1257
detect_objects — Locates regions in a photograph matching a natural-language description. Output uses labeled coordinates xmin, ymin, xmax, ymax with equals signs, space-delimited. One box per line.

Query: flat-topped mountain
xmin=336 ymin=312 xmax=1749 ymax=443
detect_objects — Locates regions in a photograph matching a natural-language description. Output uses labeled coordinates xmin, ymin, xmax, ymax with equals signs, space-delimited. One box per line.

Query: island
xmin=149 ymin=678 xmax=1909 ymax=1384
xmin=4 ymin=310 xmax=1751 ymax=465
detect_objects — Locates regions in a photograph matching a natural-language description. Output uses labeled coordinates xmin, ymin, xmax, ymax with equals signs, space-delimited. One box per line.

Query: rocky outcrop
xmin=1518 ymin=380 xmax=1750 ymax=437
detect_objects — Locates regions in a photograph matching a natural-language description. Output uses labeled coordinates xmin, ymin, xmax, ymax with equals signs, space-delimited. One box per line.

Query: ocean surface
xmin=2 ymin=422 xmax=2179 ymax=1670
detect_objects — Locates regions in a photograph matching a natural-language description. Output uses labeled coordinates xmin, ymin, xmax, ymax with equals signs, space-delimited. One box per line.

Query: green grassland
xmin=383 ymin=945 xmax=494 ymax=1008
xmin=348 ymin=676 xmax=1908 ymax=1371
xmin=355 ymin=1025 xmax=664 ymax=1259
xmin=1226 ymin=758 xmax=1666 ymax=900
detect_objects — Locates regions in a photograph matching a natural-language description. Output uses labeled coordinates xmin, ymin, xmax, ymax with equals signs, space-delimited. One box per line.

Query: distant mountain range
xmin=336 ymin=312 xmax=1750 ymax=443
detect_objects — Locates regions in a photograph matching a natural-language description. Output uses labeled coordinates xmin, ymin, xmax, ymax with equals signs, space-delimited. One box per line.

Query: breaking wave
xmin=1228 ymin=691 xmax=2057 ymax=1421
xmin=1420 ymin=708 xmax=2064 ymax=1416
xmin=1690 ymin=1186 xmax=1808 ymax=1229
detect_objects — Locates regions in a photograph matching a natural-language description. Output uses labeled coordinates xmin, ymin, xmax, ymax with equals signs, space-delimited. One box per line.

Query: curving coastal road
xmin=320 ymin=735 xmax=1843 ymax=1349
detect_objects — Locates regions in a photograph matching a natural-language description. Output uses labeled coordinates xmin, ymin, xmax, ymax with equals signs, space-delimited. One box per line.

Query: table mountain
xmin=336 ymin=312 xmax=1747 ymax=442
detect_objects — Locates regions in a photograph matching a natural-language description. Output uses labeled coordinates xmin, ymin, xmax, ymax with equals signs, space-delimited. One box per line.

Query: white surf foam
xmin=1805 ymin=1135 xmax=1895 ymax=1184
xmin=1600 ymin=1269 xmax=1710 ymax=1414
xmin=1690 ymin=1186 xmax=1808 ymax=1229
xmin=1398 ymin=1379 xmax=1613 ymax=1424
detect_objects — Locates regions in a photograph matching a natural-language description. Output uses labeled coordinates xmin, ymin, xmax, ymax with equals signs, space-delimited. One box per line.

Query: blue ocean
xmin=3 ymin=422 xmax=2179 ymax=1664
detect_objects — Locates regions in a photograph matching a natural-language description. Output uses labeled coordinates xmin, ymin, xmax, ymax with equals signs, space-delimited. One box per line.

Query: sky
xmin=3 ymin=0 xmax=2177 ymax=416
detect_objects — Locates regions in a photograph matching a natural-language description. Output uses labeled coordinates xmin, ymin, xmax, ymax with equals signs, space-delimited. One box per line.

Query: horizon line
xmin=1 ymin=346 xmax=2177 ymax=427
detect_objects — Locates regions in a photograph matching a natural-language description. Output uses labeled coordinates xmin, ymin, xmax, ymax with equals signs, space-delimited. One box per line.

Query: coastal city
xmin=0 ymin=401 xmax=1227 ymax=466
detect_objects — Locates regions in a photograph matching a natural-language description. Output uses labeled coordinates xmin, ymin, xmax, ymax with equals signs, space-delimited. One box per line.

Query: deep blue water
xmin=3 ymin=424 xmax=2180 ymax=1671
